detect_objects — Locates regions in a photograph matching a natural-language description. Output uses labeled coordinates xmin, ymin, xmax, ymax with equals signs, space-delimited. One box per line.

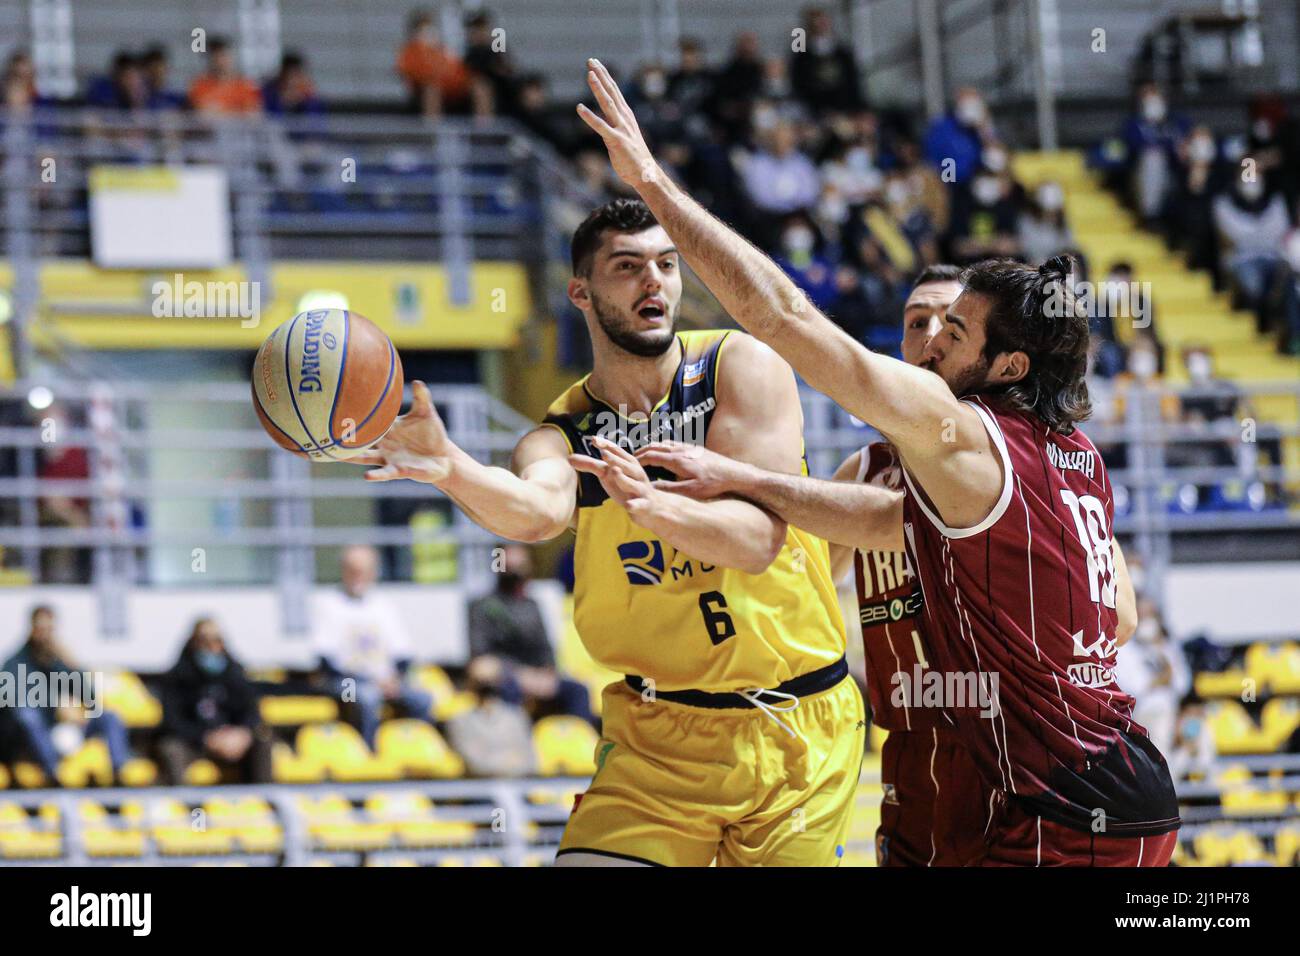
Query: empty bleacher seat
xmin=533 ymin=715 xmax=598 ymax=777
xmin=296 ymin=722 xmax=403 ymax=782
xmin=374 ymin=719 xmax=465 ymax=779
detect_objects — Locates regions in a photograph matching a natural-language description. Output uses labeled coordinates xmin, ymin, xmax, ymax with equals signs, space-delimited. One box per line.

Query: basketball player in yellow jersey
xmin=356 ymin=195 xmax=865 ymax=867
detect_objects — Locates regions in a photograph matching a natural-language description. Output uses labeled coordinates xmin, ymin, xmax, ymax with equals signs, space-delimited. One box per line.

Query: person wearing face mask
xmin=465 ymin=544 xmax=595 ymax=725
xmin=1175 ymin=126 xmax=1227 ymax=280
xmin=774 ymin=215 xmax=837 ymax=309
xmin=156 ymin=617 xmax=271 ymax=785
xmin=1119 ymin=83 xmax=1190 ymax=228
xmin=1211 ymin=164 xmax=1293 ymax=322
xmin=1017 ymin=180 xmax=1075 ymax=265
xmin=923 ymin=87 xmax=995 ymax=185
xmin=947 ymin=160 xmax=1022 ymax=264
xmin=1113 ymin=600 xmax=1186 ymax=759
xmin=1166 ymin=697 xmax=1215 ymax=782
xmin=788 ymin=6 xmax=863 ymax=114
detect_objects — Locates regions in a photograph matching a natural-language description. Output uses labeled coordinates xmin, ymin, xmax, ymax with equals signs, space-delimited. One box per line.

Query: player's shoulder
xmin=708 ymin=331 xmax=795 ymax=400
xmin=544 ymin=375 xmax=595 ymax=421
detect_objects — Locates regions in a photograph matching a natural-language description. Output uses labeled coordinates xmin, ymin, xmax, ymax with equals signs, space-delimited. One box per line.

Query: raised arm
xmin=576 ymin=59 xmax=1001 ymax=530
xmin=360 ymin=382 xmax=576 ymax=543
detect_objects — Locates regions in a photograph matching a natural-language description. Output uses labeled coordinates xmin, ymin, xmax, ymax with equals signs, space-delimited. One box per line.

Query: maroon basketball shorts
xmin=977 ymin=795 xmax=1178 ymax=867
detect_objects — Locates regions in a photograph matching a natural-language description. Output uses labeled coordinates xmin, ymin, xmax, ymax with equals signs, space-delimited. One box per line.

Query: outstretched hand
xmin=636 ymin=440 xmax=751 ymax=500
xmin=354 ymin=380 xmax=455 ymax=484
xmin=568 ymin=435 xmax=660 ymax=522
xmin=576 ymin=58 xmax=662 ymax=190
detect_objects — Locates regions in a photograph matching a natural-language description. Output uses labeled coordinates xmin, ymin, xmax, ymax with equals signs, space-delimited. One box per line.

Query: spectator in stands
xmin=156 ymin=616 xmax=272 ymax=785
xmin=141 ymin=45 xmax=186 ymax=110
xmin=627 ymin=62 xmax=686 ymax=148
xmin=1017 ymin=180 xmax=1074 ymax=265
xmin=85 ymin=52 xmax=151 ymax=111
xmin=947 ymin=152 xmax=1022 ymax=264
xmin=463 ymin=10 xmax=517 ymax=117
xmin=923 ymin=87 xmax=995 ymax=185
xmin=1280 ymin=229 xmax=1300 ymax=355
xmin=444 ymin=670 xmax=537 ymax=778
xmin=1118 ymin=82 xmax=1190 ymax=230
xmin=1114 ymin=598 xmax=1188 ymax=757
xmin=396 ymin=9 xmax=484 ymax=117
xmin=740 ymin=121 xmax=820 ymax=247
xmin=789 ymin=6 xmax=863 ymax=115
xmin=313 ymin=544 xmax=435 ymax=747
xmin=712 ymin=31 xmax=764 ymax=141
xmin=1246 ymin=93 xmax=1300 ymax=212
xmin=0 ymin=606 xmax=131 ymax=785
xmin=1173 ymin=125 xmax=1227 ymax=283
xmin=36 ymin=401 xmax=91 ymax=584
xmin=817 ymin=135 xmax=883 ymax=228
xmin=262 ymin=52 xmax=323 ymax=117
xmin=893 ymin=137 xmax=949 ymax=243
xmin=1212 ymin=166 xmax=1292 ymax=325
xmin=669 ymin=37 xmax=715 ymax=143
xmin=1 ymin=49 xmax=41 ymax=119
xmin=773 ymin=212 xmax=837 ymax=309
xmin=1167 ymin=695 xmax=1216 ymax=781
xmin=514 ymin=73 xmax=570 ymax=154
xmin=189 ymin=36 xmax=262 ymax=115
xmin=466 ymin=543 xmax=593 ymax=724
xmin=825 ymin=263 xmax=873 ymax=347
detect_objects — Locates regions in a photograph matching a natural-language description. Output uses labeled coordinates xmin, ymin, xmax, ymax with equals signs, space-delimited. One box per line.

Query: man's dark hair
xmin=570 ymin=198 xmax=660 ymax=276
xmin=912 ymin=263 xmax=962 ymax=290
xmin=959 ymin=255 xmax=1091 ymax=434
xmin=30 ymin=604 xmax=53 ymax=625
xmin=209 ymin=36 xmax=231 ymax=54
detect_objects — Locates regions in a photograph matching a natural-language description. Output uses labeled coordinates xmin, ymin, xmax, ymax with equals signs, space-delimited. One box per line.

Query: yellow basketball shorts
xmin=556 ymin=669 xmax=865 ymax=866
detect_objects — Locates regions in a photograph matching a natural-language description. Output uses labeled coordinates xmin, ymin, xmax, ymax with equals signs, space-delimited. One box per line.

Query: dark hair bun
xmin=1038 ymin=254 xmax=1075 ymax=279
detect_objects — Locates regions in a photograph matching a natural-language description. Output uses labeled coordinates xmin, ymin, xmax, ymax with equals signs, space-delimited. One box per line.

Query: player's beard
xmin=590 ymin=289 xmax=678 ymax=358
xmin=933 ymin=354 xmax=991 ymax=399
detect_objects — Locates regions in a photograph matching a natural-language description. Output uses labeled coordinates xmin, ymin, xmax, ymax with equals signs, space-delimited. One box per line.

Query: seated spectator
xmin=313 ymin=545 xmax=435 ymax=747
xmin=466 ymin=544 xmax=594 ymax=725
xmin=628 ymin=62 xmax=685 ymax=147
xmin=262 ymin=52 xmax=323 ymax=117
xmin=1280 ymin=229 xmax=1300 ymax=355
xmin=1118 ymin=83 xmax=1190 ymax=229
xmin=740 ymin=121 xmax=820 ymax=246
xmin=1166 ymin=695 xmax=1216 ymax=781
xmin=894 ymin=137 xmax=949 ymax=243
xmin=924 ymin=87 xmax=994 ymax=184
xmin=817 ymin=136 xmax=883 ymax=227
xmin=712 ymin=31 xmax=764 ymax=141
xmin=947 ymin=159 xmax=1022 ymax=264
xmin=825 ymin=264 xmax=873 ymax=346
xmin=140 ymin=45 xmax=186 ymax=110
xmin=156 ymin=617 xmax=272 ymax=785
xmin=444 ymin=672 xmax=537 ymax=778
xmin=1017 ymin=180 xmax=1074 ymax=265
xmin=85 ymin=52 xmax=151 ymax=110
xmin=1174 ymin=126 xmax=1227 ymax=282
xmin=1113 ymin=598 xmax=1188 ymax=757
xmin=189 ymin=36 xmax=262 ymax=114
xmin=1211 ymin=170 xmax=1292 ymax=324
xmin=36 ymin=401 xmax=91 ymax=584
xmin=773 ymin=212 xmax=837 ymax=310
xmin=463 ymin=9 xmax=518 ymax=117
xmin=1246 ymin=93 xmax=1300 ymax=211
xmin=515 ymin=73 xmax=571 ymax=153
xmin=0 ymin=606 xmax=131 ymax=785
xmin=668 ymin=37 xmax=715 ymax=143
xmin=396 ymin=9 xmax=483 ymax=117
xmin=789 ymin=6 xmax=863 ymax=115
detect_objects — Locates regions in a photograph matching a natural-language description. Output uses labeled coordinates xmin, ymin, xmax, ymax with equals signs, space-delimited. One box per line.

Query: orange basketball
xmin=251 ymin=309 xmax=404 ymax=461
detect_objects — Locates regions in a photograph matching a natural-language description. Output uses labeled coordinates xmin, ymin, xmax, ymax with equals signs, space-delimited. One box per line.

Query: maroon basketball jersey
xmin=853 ymin=442 xmax=940 ymax=733
xmin=900 ymin=396 xmax=1179 ymax=837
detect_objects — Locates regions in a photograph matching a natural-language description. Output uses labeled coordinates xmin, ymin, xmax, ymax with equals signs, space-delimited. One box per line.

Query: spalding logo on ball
xmin=252 ymin=308 xmax=403 ymax=460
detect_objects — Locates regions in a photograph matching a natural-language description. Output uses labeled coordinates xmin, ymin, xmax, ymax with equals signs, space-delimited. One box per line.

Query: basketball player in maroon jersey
xmin=578 ymin=58 xmax=1179 ymax=865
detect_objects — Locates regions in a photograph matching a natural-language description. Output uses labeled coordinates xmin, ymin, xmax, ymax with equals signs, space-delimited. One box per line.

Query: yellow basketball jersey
xmin=541 ymin=330 xmax=846 ymax=692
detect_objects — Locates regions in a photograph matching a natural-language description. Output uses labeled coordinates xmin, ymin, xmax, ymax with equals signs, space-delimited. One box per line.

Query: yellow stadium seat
xmin=1206 ymin=700 xmax=1272 ymax=755
xmin=409 ymin=665 xmax=477 ymax=721
xmin=1275 ymin=825 xmax=1300 ymax=867
xmin=183 ymin=759 xmax=222 ymax=786
xmin=296 ymin=793 xmax=392 ymax=852
xmin=202 ymin=796 xmax=283 ymax=854
xmin=363 ymin=791 xmax=476 ymax=848
xmin=1217 ymin=765 xmax=1290 ymax=816
xmin=0 ymin=830 xmax=62 ymax=860
xmin=1192 ymin=827 xmax=1268 ymax=867
xmin=260 ymin=695 xmax=339 ymax=726
xmin=0 ymin=764 xmax=8 ymax=789
xmin=102 ymin=671 xmax=162 ymax=728
xmin=120 ymin=758 xmax=157 ymax=787
xmin=375 ymin=719 xmax=465 ymax=779
xmin=533 ymin=715 xmax=597 ymax=776
xmin=150 ymin=797 xmax=235 ymax=856
xmin=1245 ymin=642 xmax=1300 ymax=695
xmin=296 ymin=722 xmax=403 ymax=781
xmin=78 ymin=800 xmax=146 ymax=858
xmin=272 ymin=740 xmax=325 ymax=783
xmin=56 ymin=739 xmax=114 ymax=788
xmin=1260 ymin=698 xmax=1300 ymax=751
xmin=1265 ymin=644 xmax=1300 ymax=694
xmin=1194 ymin=669 xmax=1251 ymax=698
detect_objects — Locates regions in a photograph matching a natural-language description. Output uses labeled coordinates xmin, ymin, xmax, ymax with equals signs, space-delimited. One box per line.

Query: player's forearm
xmin=437 ymin=446 xmax=570 ymax=543
xmin=728 ymin=464 xmax=904 ymax=552
xmin=636 ymin=490 xmax=786 ymax=576
xmin=636 ymin=173 xmax=940 ymax=435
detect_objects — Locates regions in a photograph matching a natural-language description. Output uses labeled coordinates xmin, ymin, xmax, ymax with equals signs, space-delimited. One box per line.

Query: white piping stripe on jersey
xmin=1016 ymin=474 xmax=1042 ymax=664
xmin=1052 ymin=670 xmax=1088 ymax=764
xmin=984 ymin=790 xmax=997 ymax=837
xmin=927 ymin=727 xmax=939 ymax=867
xmin=1035 ymin=816 xmax=1042 ymax=867
xmin=942 ymin=537 xmax=1013 ymax=794
xmin=883 ymin=621 xmax=911 ymax=731
xmin=1137 ymin=837 xmax=1144 ymax=866
xmin=900 ymin=397 xmax=1015 ymax=539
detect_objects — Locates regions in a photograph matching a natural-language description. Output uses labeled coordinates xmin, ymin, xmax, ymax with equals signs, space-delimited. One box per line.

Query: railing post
xmin=436 ymin=124 xmax=473 ymax=307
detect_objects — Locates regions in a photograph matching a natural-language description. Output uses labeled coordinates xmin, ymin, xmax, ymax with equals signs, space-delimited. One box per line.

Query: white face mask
xmin=845 ymin=146 xmax=874 ymax=171
xmin=1188 ymin=136 xmax=1216 ymax=163
xmin=1238 ymin=177 xmax=1264 ymax=201
xmin=1141 ymin=96 xmax=1167 ymax=123
xmin=983 ymin=148 xmax=1008 ymax=173
xmin=642 ymin=73 xmax=666 ymax=99
xmin=973 ymin=176 xmax=1001 ymax=206
xmin=1036 ymin=182 xmax=1064 ymax=211
xmin=1186 ymin=353 xmax=1211 ymax=382
xmin=784 ymin=228 xmax=815 ymax=253
xmin=886 ymin=180 xmax=910 ymax=206
xmin=1135 ymin=618 xmax=1161 ymax=643
xmin=1130 ymin=349 xmax=1157 ymax=380
xmin=956 ymin=98 xmax=985 ymax=126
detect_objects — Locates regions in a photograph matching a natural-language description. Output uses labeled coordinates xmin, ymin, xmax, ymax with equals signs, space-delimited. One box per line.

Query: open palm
xmin=355 ymin=380 xmax=455 ymax=483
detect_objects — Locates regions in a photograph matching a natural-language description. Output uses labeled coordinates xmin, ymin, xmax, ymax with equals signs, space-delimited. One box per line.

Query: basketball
xmin=251 ymin=308 xmax=404 ymax=461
